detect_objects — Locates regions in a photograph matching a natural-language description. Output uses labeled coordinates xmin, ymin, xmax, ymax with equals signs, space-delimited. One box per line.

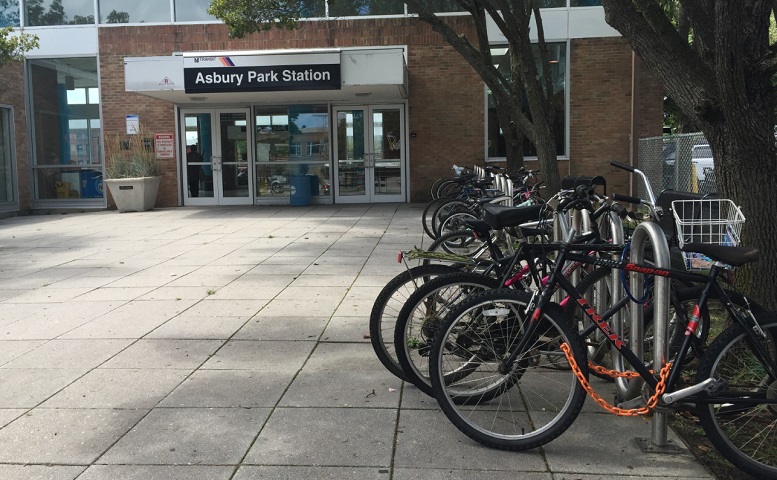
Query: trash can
xmin=290 ymin=174 xmax=312 ymax=206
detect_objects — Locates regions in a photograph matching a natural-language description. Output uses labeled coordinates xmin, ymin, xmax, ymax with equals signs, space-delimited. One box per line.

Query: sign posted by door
xmin=155 ymin=133 xmax=175 ymax=159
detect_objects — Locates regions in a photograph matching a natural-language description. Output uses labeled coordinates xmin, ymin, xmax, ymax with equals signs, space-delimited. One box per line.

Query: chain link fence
xmin=636 ymin=132 xmax=716 ymax=199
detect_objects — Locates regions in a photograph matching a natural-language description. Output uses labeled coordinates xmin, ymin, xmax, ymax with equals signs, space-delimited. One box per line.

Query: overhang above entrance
xmin=125 ymin=47 xmax=408 ymax=104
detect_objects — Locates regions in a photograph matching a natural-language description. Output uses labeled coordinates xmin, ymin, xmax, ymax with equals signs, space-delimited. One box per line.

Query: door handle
xmin=211 ymin=156 xmax=222 ymax=172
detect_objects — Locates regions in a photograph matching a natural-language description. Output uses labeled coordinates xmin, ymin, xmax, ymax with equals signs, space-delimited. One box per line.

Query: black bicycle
xmin=428 ymin=196 xmax=777 ymax=478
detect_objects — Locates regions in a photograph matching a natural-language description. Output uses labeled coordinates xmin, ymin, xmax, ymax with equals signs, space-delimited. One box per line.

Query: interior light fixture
xmin=64 ymin=64 xmax=75 ymax=90
xmin=548 ymin=45 xmax=561 ymax=64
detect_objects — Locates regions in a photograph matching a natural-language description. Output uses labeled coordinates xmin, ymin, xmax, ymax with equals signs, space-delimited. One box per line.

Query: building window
xmin=328 ymin=0 xmax=404 ymax=17
xmin=25 ymin=0 xmax=95 ymax=26
xmin=571 ymin=0 xmax=601 ymax=6
xmin=255 ymin=105 xmax=330 ymax=198
xmin=406 ymin=0 xmax=464 ymax=13
xmin=0 ymin=0 xmax=20 ymax=27
xmin=539 ymin=0 xmax=567 ymax=7
xmin=28 ymin=57 xmax=103 ymax=201
xmin=487 ymin=43 xmax=566 ymax=159
xmin=0 ymin=106 xmax=15 ymax=205
xmin=174 ymin=0 xmax=217 ymax=22
xmin=308 ymin=142 xmax=324 ymax=156
xmin=98 ymin=0 xmax=170 ymax=24
xmin=290 ymin=142 xmax=301 ymax=157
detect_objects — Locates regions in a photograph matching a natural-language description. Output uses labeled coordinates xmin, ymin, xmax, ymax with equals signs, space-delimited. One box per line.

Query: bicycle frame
xmin=501 ymin=242 xmax=777 ymax=402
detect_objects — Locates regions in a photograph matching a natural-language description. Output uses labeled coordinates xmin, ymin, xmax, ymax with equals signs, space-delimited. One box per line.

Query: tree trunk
xmin=532 ymin=116 xmax=561 ymax=195
xmin=707 ymin=118 xmax=777 ymax=310
xmin=601 ymin=0 xmax=777 ymax=309
xmin=503 ymin=117 xmax=525 ymax=174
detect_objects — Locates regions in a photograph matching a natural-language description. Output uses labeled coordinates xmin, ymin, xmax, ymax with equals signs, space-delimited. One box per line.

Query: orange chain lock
xmin=560 ymin=342 xmax=673 ymax=417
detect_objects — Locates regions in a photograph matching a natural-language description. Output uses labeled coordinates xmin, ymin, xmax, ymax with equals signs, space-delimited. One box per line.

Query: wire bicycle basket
xmin=671 ymin=198 xmax=745 ymax=270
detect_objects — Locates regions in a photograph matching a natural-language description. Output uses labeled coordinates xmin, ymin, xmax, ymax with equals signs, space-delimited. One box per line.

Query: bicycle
xmin=394 ymin=189 xmax=625 ymax=397
xmin=564 ymin=162 xmax=761 ymax=391
xmin=371 ymin=202 xmax=550 ymax=383
xmin=427 ymin=195 xmax=777 ymax=478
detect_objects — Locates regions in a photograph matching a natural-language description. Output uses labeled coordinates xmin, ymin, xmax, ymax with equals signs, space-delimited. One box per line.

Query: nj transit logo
xmin=219 ymin=57 xmax=235 ymax=66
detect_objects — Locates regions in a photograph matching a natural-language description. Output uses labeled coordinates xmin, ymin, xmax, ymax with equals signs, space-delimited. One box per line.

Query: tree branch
xmin=601 ymin=0 xmax=720 ymax=126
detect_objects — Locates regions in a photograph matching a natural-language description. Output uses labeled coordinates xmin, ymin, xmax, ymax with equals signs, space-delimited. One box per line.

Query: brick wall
xmin=98 ymin=18 xmax=484 ymax=206
xmin=569 ymin=37 xmax=664 ymax=197
xmin=98 ymin=21 xmax=662 ymax=207
xmin=0 ymin=62 xmax=30 ymax=212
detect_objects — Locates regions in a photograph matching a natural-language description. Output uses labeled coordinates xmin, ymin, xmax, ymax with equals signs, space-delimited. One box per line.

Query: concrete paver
xmin=0 ymin=205 xmax=714 ymax=479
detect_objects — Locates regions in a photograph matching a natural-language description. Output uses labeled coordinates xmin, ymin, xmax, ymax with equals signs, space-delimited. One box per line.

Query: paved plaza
xmin=0 ymin=204 xmax=713 ymax=479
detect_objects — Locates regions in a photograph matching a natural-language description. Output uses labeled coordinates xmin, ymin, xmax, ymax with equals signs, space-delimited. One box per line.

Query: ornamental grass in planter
xmin=104 ymin=126 xmax=162 ymax=212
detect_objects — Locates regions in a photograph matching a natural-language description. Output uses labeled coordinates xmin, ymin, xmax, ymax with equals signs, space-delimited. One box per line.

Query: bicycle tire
xmin=646 ymin=284 xmax=765 ymax=366
xmin=437 ymin=180 xmax=463 ymax=199
xmin=422 ymin=197 xmax=451 ymax=240
xmin=424 ymin=230 xmax=487 ymax=259
xmin=430 ymin=177 xmax=447 ymax=200
xmin=694 ymin=312 xmax=777 ymax=478
xmin=369 ymin=264 xmax=461 ymax=381
xmin=429 ymin=289 xmax=588 ymax=450
xmin=394 ymin=272 xmax=502 ymax=396
xmin=436 ymin=211 xmax=478 ymax=239
xmin=431 ymin=200 xmax=470 ymax=240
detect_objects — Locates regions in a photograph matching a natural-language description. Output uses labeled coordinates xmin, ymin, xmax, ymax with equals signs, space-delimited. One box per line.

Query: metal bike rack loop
xmin=627 ymin=222 xmax=677 ymax=451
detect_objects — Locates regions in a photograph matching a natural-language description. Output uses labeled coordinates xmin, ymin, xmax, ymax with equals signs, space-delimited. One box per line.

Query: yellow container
xmin=55 ymin=182 xmax=71 ymax=199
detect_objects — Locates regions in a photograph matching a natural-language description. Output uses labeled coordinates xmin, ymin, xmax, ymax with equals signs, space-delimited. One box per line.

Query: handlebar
xmin=609 ymin=161 xmax=635 ymax=173
xmin=612 ymin=193 xmax=642 ymax=205
xmin=609 ymin=161 xmax=658 ymax=211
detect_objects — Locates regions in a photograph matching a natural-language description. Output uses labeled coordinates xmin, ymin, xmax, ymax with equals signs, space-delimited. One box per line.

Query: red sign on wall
xmin=155 ymin=133 xmax=175 ymax=159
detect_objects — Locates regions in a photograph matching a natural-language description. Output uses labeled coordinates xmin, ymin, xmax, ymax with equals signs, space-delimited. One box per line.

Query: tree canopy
xmin=0 ymin=27 xmax=38 ymax=67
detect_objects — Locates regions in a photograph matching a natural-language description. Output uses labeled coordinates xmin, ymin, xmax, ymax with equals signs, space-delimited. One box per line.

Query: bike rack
xmin=627 ymin=222 xmax=680 ymax=452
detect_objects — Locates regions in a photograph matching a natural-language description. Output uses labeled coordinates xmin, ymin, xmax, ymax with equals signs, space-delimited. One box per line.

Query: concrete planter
xmin=105 ymin=176 xmax=161 ymax=212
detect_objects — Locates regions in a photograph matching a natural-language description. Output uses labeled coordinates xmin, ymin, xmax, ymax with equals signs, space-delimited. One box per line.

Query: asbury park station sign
xmin=183 ymin=51 xmax=341 ymax=94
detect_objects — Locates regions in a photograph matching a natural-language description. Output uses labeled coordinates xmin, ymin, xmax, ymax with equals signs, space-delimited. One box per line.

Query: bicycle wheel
xmin=437 ymin=211 xmax=478 ymax=239
xmin=644 ymin=284 xmax=764 ymax=368
xmin=369 ymin=264 xmax=461 ymax=381
xmin=430 ymin=177 xmax=447 ymax=200
xmin=437 ymin=180 xmax=463 ymax=199
xmin=694 ymin=312 xmax=777 ymax=478
xmin=425 ymin=230 xmax=488 ymax=258
xmin=431 ymin=200 xmax=470 ymax=241
xmin=395 ymin=272 xmax=502 ymax=396
xmin=422 ymin=197 xmax=451 ymax=240
xmin=429 ymin=289 xmax=588 ymax=450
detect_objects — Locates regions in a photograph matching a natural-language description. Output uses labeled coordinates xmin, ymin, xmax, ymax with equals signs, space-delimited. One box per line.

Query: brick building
xmin=0 ymin=1 xmax=662 ymax=213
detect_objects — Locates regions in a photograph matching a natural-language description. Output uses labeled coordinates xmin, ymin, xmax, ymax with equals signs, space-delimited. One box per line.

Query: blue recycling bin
xmin=290 ymin=174 xmax=312 ymax=206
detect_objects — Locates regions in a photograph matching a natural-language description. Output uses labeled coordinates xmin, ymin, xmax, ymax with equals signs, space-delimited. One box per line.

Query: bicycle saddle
xmin=482 ymin=203 xmax=545 ymax=230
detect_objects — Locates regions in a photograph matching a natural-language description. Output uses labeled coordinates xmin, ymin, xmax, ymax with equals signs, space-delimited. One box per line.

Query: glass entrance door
xmin=181 ymin=109 xmax=253 ymax=206
xmin=333 ymin=105 xmax=405 ymax=203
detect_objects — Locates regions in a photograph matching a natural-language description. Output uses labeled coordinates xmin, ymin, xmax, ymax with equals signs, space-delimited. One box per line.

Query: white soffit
xmin=487 ymin=7 xmax=619 ymax=44
xmin=341 ymin=48 xmax=406 ymax=86
xmin=125 ymin=47 xmax=408 ymax=103
xmin=125 ymin=56 xmax=185 ymax=92
xmin=24 ymin=26 xmax=99 ymax=57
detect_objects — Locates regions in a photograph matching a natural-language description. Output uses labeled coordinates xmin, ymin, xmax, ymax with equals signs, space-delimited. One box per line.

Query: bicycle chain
xmin=560 ymin=342 xmax=672 ymax=417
